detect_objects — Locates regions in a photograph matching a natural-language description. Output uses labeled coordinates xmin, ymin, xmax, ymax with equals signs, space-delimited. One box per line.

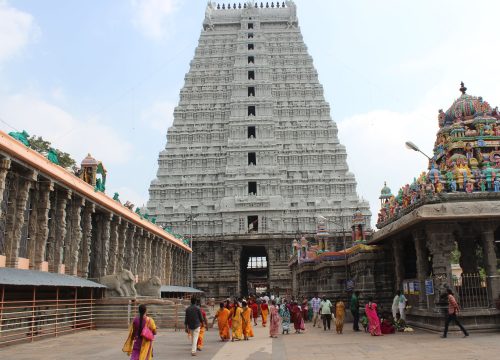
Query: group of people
xmin=122 ymin=289 xmax=470 ymax=359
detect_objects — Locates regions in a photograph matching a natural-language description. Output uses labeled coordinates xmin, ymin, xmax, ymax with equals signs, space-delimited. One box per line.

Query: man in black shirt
xmin=185 ymin=296 xmax=204 ymax=356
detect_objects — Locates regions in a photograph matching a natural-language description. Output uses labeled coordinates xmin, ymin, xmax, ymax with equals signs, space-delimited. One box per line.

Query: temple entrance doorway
xmin=240 ymin=246 xmax=269 ymax=296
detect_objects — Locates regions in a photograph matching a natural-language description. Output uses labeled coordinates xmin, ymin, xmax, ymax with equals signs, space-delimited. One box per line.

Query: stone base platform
xmin=407 ymin=308 xmax=500 ymax=332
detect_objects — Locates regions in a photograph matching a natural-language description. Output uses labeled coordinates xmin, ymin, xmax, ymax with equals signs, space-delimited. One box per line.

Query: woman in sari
xmin=196 ymin=299 xmax=209 ymax=350
xmin=301 ymin=298 xmax=309 ymax=322
xmin=279 ymin=301 xmax=291 ymax=334
xmin=335 ymin=298 xmax=345 ymax=334
xmin=241 ymin=301 xmax=254 ymax=340
xmin=260 ymin=300 xmax=269 ymax=327
xmin=231 ymin=300 xmax=244 ymax=341
xmin=213 ymin=302 xmax=231 ymax=341
xmin=365 ymin=297 xmax=382 ymax=336
xmin=123 ymin=304 xmax=157 ymax=360
xmin=250 ymin=300 xmax=259 ymax=326
xmin=269 ymin=300 xmax=281 ymax=338
xmin=291 ymin=302 xmax=305 ymax=334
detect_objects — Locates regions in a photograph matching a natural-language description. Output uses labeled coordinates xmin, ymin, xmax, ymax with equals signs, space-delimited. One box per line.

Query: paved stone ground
xmin=1 ymin=322 xmax=499 ymax=360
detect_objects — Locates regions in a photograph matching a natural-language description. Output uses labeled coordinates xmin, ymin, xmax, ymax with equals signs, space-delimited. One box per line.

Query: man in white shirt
xmin=319 ymin=297 xmax=333 ymax=331
xmin=398 ymin=291 xmax=408 ymax=320
xmin=311 ymin=293 xmax=322 ymax=327
xmin=392 ymin=290 xmax=401 ymax=319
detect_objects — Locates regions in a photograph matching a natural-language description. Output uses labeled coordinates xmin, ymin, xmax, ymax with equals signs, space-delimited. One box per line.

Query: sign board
xmin=413 ymin=281 xmax=420 ymax=295
xmin=409 ymin=282 xmax=415 ymax=295
xmin=403 ymin=281 xmax=409 ymax=294
xmin=425 ymin=279 xmax=434 ymax=295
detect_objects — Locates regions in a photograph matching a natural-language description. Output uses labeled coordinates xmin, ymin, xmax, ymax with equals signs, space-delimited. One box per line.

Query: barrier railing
xmin=453 ymin=273 xmax=489 ymax=309
xmin=0 ymin=293 xmax=95 ymax=346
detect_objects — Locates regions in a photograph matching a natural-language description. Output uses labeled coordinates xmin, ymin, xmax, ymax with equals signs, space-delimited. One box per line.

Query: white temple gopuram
xmin=147 ymin=1 xmax=370 ymax=297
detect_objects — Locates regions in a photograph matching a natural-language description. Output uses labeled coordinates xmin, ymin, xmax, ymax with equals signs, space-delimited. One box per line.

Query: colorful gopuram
xmin=372 ymin=83 xmax=500 ymax=331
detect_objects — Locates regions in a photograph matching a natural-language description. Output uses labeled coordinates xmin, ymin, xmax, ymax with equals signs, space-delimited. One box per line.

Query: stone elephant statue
xmin=135 ymin=276 xmax=162 ymax=298
xmin=99 ymin=269 xmax=137 ymax=297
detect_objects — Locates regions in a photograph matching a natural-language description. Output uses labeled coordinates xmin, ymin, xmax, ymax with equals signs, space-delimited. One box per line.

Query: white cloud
xmin=0 ymin=93 xmax=133 ymax=165
xmin=131 ymin=0 xmax=179 ymax=39
xmin=0 ymin=0 xmax=38 ymax=65
xmin=140 ymin=100 xmax=176 ymax=131
xmin=338 ymin=107 xmax=437 ymax=227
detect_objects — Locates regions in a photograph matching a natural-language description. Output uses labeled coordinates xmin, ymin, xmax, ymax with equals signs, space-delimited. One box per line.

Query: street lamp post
xmin=405 ymin=141 xmax=432 ymax=160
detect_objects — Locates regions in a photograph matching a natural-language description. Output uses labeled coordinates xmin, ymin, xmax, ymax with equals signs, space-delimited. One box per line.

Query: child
xmin=360 ymin=314 xmax=369 ymax=333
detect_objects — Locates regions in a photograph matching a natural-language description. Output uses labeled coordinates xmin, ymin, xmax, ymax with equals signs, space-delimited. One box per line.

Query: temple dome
xmin=444 ymin=82 xmax=492 ymax=124
xmin=81 ymin=153 xmax=98 ymax=167
xmin=379 ymin=182 xmax=392 ymax=200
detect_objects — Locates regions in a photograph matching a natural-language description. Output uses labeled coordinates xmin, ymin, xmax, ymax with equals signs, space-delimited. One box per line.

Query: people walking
xmin=398 ymin=291 xmax=408 ymax=320
xmin=250 ymin=300 xmax=259 ymax=326
xmin=320 ymin=297 xmax=333 ymax=331
xmin=335 ymin=298 xmax=345 ymax=334
xmin=365 ymin=297 xmax=382 ymax=336
xmin=260 ymin=300 xmax=269 ymax=327
xmin=185 ymin=297 xmax=205 ymax=356
xmin=196 ymin=299 xmax=209 ymax=351
xmin=241 ymin=300 xmax=254 ymax=340
xmin=269 ymin=300 xmax=281 ymax=338
xmin=213 ymin=302 xmax=230 ymax=341
xmin=122 ymin=304 xmax=157 ymax=360
xmin=231 ymin=300 xmax=244 ymax=341
xmin=392 ymin=290 xmax=400 ymax=319
xmin=311 ymin=294 xmax=321 ymax=327
xmin=442 ymin=289 xmax=469 ymax=338
xmin=279 ymin=301 xmax=291 ymax=334
xmin=350 ymin=291 xmax=361 ymax=332
xmin=291 ymin=302 xmax=305 ymax=333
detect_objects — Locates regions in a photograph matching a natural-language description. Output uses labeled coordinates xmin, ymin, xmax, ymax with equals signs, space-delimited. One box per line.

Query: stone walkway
xmin=1 ymin=322 xmax=499 ymax=359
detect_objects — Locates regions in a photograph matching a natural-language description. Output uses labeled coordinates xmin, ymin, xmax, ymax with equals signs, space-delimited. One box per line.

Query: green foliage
xmin=28 ymin=135 xmax=76 ymax=169
xmin=451 ymin=244 xmax=460 ymax=264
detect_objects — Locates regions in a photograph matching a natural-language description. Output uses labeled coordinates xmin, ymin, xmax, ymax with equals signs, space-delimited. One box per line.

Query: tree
xmin=28 ymin=135 xmax=76 ymax=169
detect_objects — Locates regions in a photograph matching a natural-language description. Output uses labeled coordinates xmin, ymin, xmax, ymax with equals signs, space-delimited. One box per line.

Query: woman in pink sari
xmin=365 ymin=297 xmax=382 ymax=336
xmin=269 ymin=300 xmax=281 ymax=338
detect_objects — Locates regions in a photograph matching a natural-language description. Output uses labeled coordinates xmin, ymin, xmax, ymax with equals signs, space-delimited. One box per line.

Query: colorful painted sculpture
xmin=377 ymin=83 xmax=500 ymax=226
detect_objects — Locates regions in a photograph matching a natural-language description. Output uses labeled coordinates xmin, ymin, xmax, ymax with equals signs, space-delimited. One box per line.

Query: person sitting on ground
xmin=380 ymin=313 xmax=395 ymax=334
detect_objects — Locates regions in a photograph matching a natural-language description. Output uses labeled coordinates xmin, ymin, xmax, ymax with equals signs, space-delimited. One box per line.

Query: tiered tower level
xmin=147 ymin=1 xmax=370 ymax=296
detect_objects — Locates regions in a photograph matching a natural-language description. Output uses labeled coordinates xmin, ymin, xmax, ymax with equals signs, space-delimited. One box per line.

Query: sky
xmin=1 ymin=0 xmax=500 ymax=228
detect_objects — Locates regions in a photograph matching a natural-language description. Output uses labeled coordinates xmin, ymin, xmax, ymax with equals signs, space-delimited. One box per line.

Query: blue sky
xmin=1 ymin=0 xmax=500 ymax=227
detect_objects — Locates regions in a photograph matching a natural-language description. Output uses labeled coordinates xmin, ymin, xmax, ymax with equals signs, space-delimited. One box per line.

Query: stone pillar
xmin=51 ymin=189 xmax=71 ymax=273
xmin=65 ymin=196 xmax=85 ymax=276
xmin=123 ymin=225 xmax=136 ymax=272
xmin=33 ymin=181 xmax=54 ymax=270
xmin=172 ymin=248 xmax=178 ymax=285
xmin=5 ymin=170 xmax=37 ymax=268
xmin=107 ymin=216 xmax=121 ymax=275
xmin=0 ymin=158 xmax=11 ymax=218
xmin=158 ymin=241 xmax=165 ymax=282
xmin=78 ymin=203 xmax=95 ymax=278
xmin=131 ymin=228 xmax=144 ymax=276
xmin=413 ymin=228 xmax=430 ymax=309
xmin=425 ymin=223 xmax=455 ymax=306
xmin=145 ymin=233 xmax=152 ymax=279
xmin=165 ymin=244 xmax=173 ymax=285
xmin=151 ymin=237 xmax=158 ymax=278
xmin=26 ymin=186 xmax=39 ymax=267
xmin=480 ymin=223 xmax=500 ymax=308
xmin=99 ymin=212 xmax=112 ymax=277
xmin=137 ymin=232 xmax=147 ymax=281
xmin=116 ymin=221 xmax=128 ymax=272
xmin=392 ymin=239 xmax=405 ymax=291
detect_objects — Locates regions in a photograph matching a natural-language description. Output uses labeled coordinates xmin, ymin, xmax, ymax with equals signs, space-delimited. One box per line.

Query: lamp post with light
xmin=405 ymin=141 xmax=432 ymax=160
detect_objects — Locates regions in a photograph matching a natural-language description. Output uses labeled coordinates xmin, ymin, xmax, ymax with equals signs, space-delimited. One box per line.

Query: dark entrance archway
xmin=240 ymin=246 xmax=268 ymax=296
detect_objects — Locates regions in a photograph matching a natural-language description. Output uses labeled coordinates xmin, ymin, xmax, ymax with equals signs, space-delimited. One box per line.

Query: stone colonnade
xmin=0 ymin=156 xmax=190 ymax=286
xmin=391 ymin=222 xmax=499 ymax=309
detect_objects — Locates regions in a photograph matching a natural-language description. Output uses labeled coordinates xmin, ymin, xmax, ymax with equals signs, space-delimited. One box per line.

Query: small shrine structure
xmin=372 ymin=83 xmax=500 ymax=331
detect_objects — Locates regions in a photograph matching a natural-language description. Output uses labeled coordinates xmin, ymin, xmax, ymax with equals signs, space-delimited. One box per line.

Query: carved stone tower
xmin=147 ymin=1 xmax=370 ymax=297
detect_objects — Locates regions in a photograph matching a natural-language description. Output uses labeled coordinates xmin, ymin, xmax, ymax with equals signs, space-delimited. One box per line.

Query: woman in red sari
xmin=269 ymin=300 xmax=281 ymax=338
xmin=291 ymin=302 xmax=305 ymax=334
xmin=365 ymin=297 xmax=382 ymax=336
